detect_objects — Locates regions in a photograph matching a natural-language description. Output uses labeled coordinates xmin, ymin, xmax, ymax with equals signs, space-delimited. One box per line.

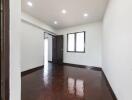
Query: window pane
xmin=76 ymin=32 xmax=85 ymax=52
xmin=68 ymin=34 xmax=75 ymax=51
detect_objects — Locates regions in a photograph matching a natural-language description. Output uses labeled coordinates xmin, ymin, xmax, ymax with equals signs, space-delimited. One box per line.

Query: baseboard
xmin=63 ymin=63 xmax=102 ymax=71
xmin=21 ymin=65 xmax=44 ymax=77
xmin=101 ymin=70 xmax=117 ymax=100
xmin=63 ymin=63 xmax=117 ymax=99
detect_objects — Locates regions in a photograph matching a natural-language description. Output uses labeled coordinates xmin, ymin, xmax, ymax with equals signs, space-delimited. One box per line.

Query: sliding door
xmin=52 ymin=35 xmax=63 ymax=64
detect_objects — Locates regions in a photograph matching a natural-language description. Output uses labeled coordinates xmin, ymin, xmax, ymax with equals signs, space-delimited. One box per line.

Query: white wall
xmin=20 ymin=21 xmax=45 ymax=72
xmin=57 ymin=22 xmax=102 ymax=67
xmin=21 ymin=12 xmax=57 ymax=33
xmin=20 ymin=13 xmax=55 ymax=72
xmin=10 ymin=0 xmax=21 ymax=99
xmin=102 ymin=0 xmax=132 ymax=100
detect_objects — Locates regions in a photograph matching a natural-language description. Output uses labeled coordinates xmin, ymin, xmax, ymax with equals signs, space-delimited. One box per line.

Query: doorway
xmin=44 ymin=33 xmax=64 ymax=64
xmin=44 ymin=32 xmax=54 ymax=65
xmin=44 ymin=38 xmax=48 ymax=66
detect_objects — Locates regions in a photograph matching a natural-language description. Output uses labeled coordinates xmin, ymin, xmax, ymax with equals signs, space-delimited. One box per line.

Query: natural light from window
xmin=67 ymin=32 xmax=85 ymax=52
xmin=68 ymin=34 xmax=75 ymax=51
xmin=76 ymin=32 xmax=85 ymax=52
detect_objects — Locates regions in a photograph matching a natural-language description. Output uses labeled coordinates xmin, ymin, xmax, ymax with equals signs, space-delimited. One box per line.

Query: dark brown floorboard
xmin=22 ymin=63 xmax=114 ymax=100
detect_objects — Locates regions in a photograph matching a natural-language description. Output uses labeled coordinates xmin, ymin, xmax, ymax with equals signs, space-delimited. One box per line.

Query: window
xmin=67 ymin=31 xmax=85 ymax=53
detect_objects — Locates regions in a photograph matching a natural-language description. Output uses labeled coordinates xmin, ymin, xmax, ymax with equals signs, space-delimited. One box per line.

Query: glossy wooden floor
xmin=22 ymin=63 xmax=114 ymax=100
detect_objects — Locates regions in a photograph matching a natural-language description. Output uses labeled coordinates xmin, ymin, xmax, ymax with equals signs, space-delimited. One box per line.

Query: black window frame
xmin=67 ymin=31 xmax=85 ymax=53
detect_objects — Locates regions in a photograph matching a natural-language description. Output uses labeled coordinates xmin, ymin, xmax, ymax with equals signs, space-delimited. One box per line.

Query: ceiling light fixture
xmin=54 ymin=21 xmax=58 ymax=25
xmin=27 ymin=1 xmax=33 ymax=7
xmin=83 ymin=13 xmax=88 ymax=17
xmin=62 ymin=9 xmax=67 ymax=14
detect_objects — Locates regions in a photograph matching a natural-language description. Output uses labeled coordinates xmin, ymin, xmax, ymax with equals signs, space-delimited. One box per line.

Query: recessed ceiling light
xmin=83 ymin=13 xmax=88 ymax=17
xmin=54 ymin=21 xmax=58 ymax=25
xmin=27 ymin=1 xmax=33 ymax=7
xmin=62 ymin=9 xmax=67 ymax=14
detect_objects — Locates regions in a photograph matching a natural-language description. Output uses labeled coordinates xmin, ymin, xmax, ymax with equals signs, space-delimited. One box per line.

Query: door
xmin=1 ymin=0 xmax=10 ymax=100
xmin=52 ymin=35 xmax=63 ymax=64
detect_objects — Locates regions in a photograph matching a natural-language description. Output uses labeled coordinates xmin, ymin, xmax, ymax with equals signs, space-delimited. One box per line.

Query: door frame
xmin=44 ymin=32 xmax=56 ymax=63
xmin=1 ymin=0 xmax=10 ymax=99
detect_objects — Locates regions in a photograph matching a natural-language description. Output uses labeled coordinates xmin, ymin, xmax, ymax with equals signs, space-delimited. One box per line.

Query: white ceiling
xmin=22 ymin=0 xmax=108 ymax=29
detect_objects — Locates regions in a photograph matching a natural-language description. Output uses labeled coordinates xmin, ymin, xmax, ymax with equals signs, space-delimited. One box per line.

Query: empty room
xmin=1 ymin=0 xmax=132 ymax=100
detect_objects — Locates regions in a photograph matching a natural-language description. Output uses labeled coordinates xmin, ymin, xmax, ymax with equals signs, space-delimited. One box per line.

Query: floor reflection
xmin=22 ymin=63 xmax=114 ymax=100
xmin=76 ymin=79 xmax=84 ymax=97
xmin=68 ymin=77 xmax=84 ymax=97
xmin=43 ymin=63 xmax=49 ymax=86
xmin=68 ymin=78 xmax=75 ymax=94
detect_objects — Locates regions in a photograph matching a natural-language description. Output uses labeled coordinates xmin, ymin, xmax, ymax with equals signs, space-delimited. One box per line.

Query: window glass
xmin=68 ymin=34 xmax=75 ymax=51
xmin=76 ymin=32 xmax=84 ymax=52
xmin=67 ymin=32 xmax=85 ymax=52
